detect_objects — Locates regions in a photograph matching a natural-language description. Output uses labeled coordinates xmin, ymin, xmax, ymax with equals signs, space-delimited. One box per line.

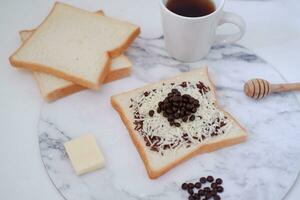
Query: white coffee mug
xmin=160 ymin=0 xmax=246 ymax=62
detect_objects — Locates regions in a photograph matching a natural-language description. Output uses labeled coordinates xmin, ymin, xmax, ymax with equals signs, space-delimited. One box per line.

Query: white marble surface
xmin=38 ymin=39 xmax=300 ymax=200
xmin=1 ymin=0 xmax=300 ymax=200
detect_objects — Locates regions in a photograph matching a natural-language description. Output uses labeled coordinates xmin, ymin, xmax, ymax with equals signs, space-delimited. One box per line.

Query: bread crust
xmin=108 ymin=27 xmax=141 ymax=58
xmin=111 ymin=67 xmax=247 ymax=179
xmin=111 ymin=96 xmax=153 ymax=177
xmin=34 ymin=62 xmax=131 ymax=102
xmin=45 ymin=83 xmax=84 ymax=102
xmin=19 ymin=10 xmax=132 ymax=102
xmin=103 ymin=63 xmax=131 ymax=83
xmin=9 ymin=58 xmax=110 ymax=90
xmin=9 ymin=2 xmax=139 ymax=89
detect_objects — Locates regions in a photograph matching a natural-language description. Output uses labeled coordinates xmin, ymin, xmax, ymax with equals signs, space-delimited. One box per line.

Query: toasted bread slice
xmin=111 ymin=67 xmax=247 ymax=179
xmin=19 ymin=11 xmax=132 ymax=102
xmin=10 ymin=2 xmax=140 ymax=89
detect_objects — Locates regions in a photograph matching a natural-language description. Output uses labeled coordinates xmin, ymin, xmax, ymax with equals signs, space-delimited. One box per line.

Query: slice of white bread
xmin=111 ymin=67 xmax=247 ymax=179
xmin=9 ymin=2 xmax=140 ymax=89
xmin=19 ymin=11 xmax=132 ymax=102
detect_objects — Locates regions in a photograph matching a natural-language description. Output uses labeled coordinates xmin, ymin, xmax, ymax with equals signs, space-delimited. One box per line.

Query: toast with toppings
xmin=9 ymin=2 xmax=140 ymax=89
xmin=111 ymin=67 xmax=247 ymax=179
xmin=18 ymin=10 xmax=132 ymax=102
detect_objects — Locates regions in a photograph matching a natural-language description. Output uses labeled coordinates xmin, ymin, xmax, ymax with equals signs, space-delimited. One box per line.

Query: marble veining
xmin=38 ymin=37 xmax=300 ymax=200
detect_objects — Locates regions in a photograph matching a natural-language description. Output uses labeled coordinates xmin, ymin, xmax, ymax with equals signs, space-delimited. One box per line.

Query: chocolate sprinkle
xmin=196 ymin=81 xmax=210 ymax=95
xmin=130 ymin=81 xmax=228 ymax=154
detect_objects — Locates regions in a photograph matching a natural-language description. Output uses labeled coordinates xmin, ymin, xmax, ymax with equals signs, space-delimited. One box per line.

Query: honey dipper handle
xmin=270 ymin=82 xmax=300 ymax=93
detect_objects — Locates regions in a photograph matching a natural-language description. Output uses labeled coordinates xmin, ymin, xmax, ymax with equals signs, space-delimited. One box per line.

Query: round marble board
xmin=38 ymin=37 xmax=300 ymax=200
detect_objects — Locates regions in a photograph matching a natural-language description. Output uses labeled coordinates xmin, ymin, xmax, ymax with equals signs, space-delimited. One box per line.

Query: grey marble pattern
xmin=38 ymin=37 xmax=300 ymax=200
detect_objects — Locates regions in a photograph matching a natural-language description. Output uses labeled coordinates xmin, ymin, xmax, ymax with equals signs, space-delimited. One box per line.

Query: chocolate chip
xmin=157 ymin=89 xmax=201 ymax=129
xmin=157 ymin=107 xmax=161 ymax=113
xmin=186 ymin=104 xmax=193 ymax=110
xmin=172 ymin=106 xmax=178 ymax=112
xmin=188 ymin=195 xmax=194 ymax=200
xmin=211 ymin=189 xmax=217 ymax=195
xmin=204 ymin=187 xmax=210 ymax=192
xmin=195 ymin=182 xmax=202 ymax=189
xmin=207 ymin=175 xmax=214 ymax=182
xmin=180 ymin=112 xmax=186 ymax=118
xmin=174 ymin=122 xmax=181 ymax=127
xmin=198 ymin=189 xmax=205 ymax=196
xmin=200 ymin=177 xmax=207 ymax=183
xmin=168 ymin=115 xmax=174 ymax=121
xmin=186 ymin=94 xmax=192 ymax=99
xmin=174 ymin=112 xmax=180 ymax=119
xmin=173 ymin=102 xmax=180 ymax=107
xmin=181 ymin=183 xmax=188 ymax=190
xmin=213 ymin=194 xmax=221 ymax=200
xmin=180 ymin=82 xmax=187 ymax=87
xmin=216 ymin=186 xmax=224 ymax=193
xmin=187 ymin=188 xmax=194 ymax=194
xmin=166 ymin=103 xmax=172 ymax=109
xmin=211 ymin=183 xmax=218 ymax=189
xmin=189 ymin=115 xmax=195 ymax=121
xmin=144 ymin=91 xmax=150 ymax=96
xmin=182 ymin=116 xmax=188 ymax=122
xmin=188 ymin=183 xmax=194 ymax=189
xmin=173 ymin=96 xmax=181 ymax=102
xmin=191 ymin=107 xmax=197 ymax=113
xmin=182 ymin=94 xmax=188 ymax=98
xmin=166 ymin=108 xmax=173 ymax=114
xmin=149 ymin=110 xmax=154 ymax=117
xmin=172 ymin=88 xmax=179 ymax=93
xmin=215 ymin=178 xmax=223 ymax=185
xmin=205 ymin=192 xmax=212 ymax=199
xmin=193 ymin=194 xmax=200 ymax=200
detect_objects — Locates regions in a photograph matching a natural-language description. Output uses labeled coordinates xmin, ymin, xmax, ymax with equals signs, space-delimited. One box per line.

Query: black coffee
xmin=166 ymin=0 xmax=216 ymax=17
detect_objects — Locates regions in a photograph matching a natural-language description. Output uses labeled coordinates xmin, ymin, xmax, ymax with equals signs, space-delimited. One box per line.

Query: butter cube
xmin=64 ymin=134 xmax=105 ymax=175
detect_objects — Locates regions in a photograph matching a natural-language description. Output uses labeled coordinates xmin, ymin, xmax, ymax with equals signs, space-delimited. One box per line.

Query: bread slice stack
xmin=10 ymin=3 xmax=140 ymax=101
xmin=111 ymin=67 xmax=247 ymax=179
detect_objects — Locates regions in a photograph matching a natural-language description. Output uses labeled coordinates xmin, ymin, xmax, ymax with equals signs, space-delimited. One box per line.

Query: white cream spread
xmin=129 ymin=81 xmax=232 ymax=155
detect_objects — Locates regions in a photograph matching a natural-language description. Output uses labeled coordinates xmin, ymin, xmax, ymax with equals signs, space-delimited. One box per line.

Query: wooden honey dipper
xmin=244 ymin=79 xmax=300 ymax=99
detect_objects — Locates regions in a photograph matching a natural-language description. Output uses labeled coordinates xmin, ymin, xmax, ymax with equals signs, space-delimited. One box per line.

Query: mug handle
xmin=215 ymin=11 xmax=246 ymax=44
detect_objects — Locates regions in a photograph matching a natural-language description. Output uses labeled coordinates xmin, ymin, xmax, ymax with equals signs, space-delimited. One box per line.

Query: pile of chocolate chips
xmin=149 ymin=89 xmax=200 ymax=127
xmin=181 ymin=176 xmax=224 ymax=200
